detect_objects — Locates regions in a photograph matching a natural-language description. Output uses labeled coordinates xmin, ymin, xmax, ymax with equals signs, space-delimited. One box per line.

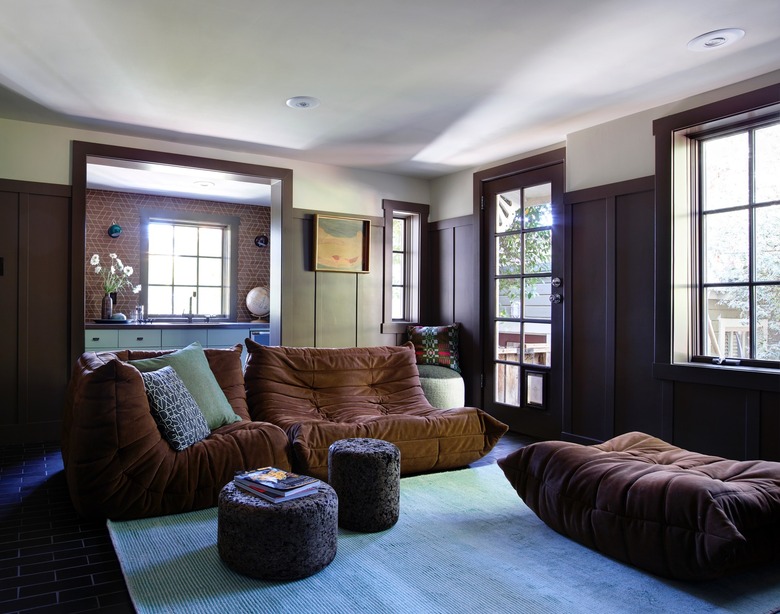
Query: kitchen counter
xmin=85 ymin=321 xmax=267 ymax=330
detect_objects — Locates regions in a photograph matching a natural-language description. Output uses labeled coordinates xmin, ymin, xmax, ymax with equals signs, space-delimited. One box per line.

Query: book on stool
xmin=233 ymin=466 xmax=319 ymax=504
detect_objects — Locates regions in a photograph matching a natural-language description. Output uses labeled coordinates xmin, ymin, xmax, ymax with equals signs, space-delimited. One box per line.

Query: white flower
xmin=89 ymin=252 xmax=138 ymax=295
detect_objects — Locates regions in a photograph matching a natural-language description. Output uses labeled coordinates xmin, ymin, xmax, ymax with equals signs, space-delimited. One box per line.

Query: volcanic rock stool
xmin=328 ymin=437 xmax=401 ymax=532
xmin=217 ymin=480 xmax=338 ymax=580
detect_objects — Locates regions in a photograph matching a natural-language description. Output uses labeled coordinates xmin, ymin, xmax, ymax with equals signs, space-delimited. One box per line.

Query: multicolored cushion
xmin=141 ymin=366 xmax=210 ymax=451
xmin=406 ymin=324 xmax=461 ymax=373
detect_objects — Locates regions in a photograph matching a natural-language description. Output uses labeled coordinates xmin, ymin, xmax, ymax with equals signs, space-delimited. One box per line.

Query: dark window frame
xmin=381 ymin=199 xmax=429 ymax=334
xmin=695 ymin=121 xmax=780 ymax=367
xmin=653 ymin=82 xmax=780 ymax=390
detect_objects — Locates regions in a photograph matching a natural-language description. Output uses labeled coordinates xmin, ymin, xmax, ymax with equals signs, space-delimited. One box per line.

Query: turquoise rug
xmin=108 ymin=463 xmax=780 ymax=614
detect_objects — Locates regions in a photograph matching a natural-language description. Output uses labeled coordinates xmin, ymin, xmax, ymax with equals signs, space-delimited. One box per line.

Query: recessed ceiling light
xmin=286 ymin=96 xmax=320 ymax=109
xmin=687 ymin=28 xmax=745 ymax=52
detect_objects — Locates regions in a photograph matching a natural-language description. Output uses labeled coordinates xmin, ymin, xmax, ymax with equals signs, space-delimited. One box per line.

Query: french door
xmin=481 ymin=160 xmax=564 ymax=439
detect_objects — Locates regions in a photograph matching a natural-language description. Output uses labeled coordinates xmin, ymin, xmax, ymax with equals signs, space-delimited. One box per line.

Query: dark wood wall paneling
xmin=429 ymin=215 xmax=479 ymax=406
xmin=0 ymin=179 xmax=72 ymax=445
xmin=563 ymin=175 xmax=779 ymax=461
xmin=564 ymin=177 xmax=660 ymax=444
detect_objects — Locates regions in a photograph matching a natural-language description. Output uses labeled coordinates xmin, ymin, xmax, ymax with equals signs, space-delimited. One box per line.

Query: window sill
xmin=381 ymin=321 xmax=417 ymax=335
xmin=653 ymin=362 xmax=780 ymax=392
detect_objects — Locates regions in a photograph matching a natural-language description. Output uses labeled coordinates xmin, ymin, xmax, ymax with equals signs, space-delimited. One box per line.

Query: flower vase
xmin=101 ymin=294 xmax=113 ymax=320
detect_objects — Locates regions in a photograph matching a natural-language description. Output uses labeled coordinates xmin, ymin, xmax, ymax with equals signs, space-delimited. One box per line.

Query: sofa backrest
xmin=244 ymin=340 xmax=432 ymax=427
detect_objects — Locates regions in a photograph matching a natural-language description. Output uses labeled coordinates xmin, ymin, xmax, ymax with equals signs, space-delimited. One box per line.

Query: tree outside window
xmin=700 ymin=122 xmax=780 ymax=361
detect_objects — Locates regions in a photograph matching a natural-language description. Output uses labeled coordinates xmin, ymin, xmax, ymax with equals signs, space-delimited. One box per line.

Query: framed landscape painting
xmin=313 ymin=214 xmax=370 ymax=273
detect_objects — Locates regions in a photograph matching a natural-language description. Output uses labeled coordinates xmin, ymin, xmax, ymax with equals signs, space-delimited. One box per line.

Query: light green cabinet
xmin=84 ymin=327 xmax=252 ymax=357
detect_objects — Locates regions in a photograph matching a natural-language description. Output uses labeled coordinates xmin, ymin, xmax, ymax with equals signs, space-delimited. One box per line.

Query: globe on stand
xmin=246 ymin=286 xmax=270 ymax=322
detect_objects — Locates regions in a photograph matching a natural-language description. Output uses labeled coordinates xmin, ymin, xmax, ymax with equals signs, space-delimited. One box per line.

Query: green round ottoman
xmin=417 ymin=365 xmax=465 ymax=409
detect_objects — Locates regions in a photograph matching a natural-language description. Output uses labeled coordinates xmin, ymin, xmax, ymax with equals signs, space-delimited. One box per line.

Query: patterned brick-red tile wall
xmin=85 ymin=189 xmax=271 ymax=321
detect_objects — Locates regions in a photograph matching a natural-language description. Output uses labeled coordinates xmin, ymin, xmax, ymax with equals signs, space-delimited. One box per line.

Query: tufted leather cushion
xmin=498 ymin=432 xmax=780 ymax=580
xmin=62 ymin=344 xmax=291 ymax=520
xmin=244 ymin=340 xmax=507 ymax=480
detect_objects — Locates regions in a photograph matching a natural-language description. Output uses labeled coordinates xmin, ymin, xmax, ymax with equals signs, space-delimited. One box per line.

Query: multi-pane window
xmin=382 ymin=200 xmax=428 ymax=329
xmin=145 ymin=221 xmax=228 ymax=317
xmin=494 ymin=184 xmax=553 ymax=406
xmin=392 ymin=217 xmax=408 ymax=320
xmin=698 ymin=121 xmax=780 ymax=363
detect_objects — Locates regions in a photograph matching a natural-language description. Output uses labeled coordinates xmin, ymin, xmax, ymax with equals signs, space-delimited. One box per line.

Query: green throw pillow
xmin=130 ymin=342 xmax=240 ymax=430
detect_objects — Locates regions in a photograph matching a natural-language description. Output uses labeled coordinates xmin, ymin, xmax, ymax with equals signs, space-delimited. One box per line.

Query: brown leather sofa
xmin=499 ymin=431 xmax=780 ymax=580
xmin=244 ymin=340 xmax=508 ymax=480
xmin=62 ymin=345 xmax=291 ymax=520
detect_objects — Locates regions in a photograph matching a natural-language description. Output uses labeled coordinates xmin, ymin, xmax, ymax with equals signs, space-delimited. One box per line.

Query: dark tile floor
xmin=0 ymin=431 xmax=531 ymax=614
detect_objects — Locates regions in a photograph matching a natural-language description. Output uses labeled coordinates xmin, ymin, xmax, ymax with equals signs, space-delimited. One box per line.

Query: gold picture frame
xmin=313 ymin=214 xmax=370 ymax=273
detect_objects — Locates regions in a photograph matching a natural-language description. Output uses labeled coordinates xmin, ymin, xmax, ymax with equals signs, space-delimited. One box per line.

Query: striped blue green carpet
xmin=108 ymin=463 xmax=780 ymax=614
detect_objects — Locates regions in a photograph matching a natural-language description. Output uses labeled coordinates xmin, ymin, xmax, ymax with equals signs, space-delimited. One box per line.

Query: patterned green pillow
xmin=407 ymin=323 xmax=461 ymax=373
xmin=141 ymin=366 xmax=210 ymax=451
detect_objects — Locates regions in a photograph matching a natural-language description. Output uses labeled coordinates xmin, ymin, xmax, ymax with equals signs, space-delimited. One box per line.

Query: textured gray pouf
xmin=328 ymin=438 xmax=401 ymax=532
xmin=217 ymin=480 xmax=338 ymax=580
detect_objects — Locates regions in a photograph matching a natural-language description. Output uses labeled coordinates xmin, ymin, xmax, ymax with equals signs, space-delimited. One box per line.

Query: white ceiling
xmin=1 ymin=0 xmax=779 ymax=197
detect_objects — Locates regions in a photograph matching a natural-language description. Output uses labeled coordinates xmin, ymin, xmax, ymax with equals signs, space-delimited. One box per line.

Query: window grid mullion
xmin=748 ymin=128 xmax=756 ymax=359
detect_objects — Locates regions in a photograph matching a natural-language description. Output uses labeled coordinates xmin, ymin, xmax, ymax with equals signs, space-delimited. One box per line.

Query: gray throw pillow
xmin=141 ymin=366 xmax=210 ymax=451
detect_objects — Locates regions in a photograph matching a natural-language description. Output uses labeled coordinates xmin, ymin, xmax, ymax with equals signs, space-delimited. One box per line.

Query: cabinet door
xmin=118 ymin=329 xmax=162 ymax=348
xmin=162 ymin=329 xmax=208 ymax=349
xmin=207 ymin=328 xmax=250 ymax=348
xmin=84 ymin=330 xmax=119 ymax=350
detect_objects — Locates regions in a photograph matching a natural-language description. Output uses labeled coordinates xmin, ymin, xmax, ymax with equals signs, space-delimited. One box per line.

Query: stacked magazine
xmin=233 ymin=467 xmax=320 ymax=504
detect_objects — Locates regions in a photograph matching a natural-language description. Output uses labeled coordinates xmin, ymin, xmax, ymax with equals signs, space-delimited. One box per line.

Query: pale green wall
xmin=430 ymin=70 xmax=780 ymax=221
xmin=0 ymin=118 xmax=430 ymax=215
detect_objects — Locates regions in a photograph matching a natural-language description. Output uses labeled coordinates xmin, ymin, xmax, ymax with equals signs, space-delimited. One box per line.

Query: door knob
xmin=549 ymin=293 xmax=563 ymax=304
xmin=551 ymin=277 xmax=562 ymax=288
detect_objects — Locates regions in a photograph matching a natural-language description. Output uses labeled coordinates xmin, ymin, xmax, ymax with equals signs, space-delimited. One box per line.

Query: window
xmin=140 ymin=210 xmax=239 ymax=320
xmin=382 ymin=200 xmax=429 ymax=331
xmin=698 ymin=123 xmax=780 ymax=363
xmin=655 ymin=84 xmax=780 ymax=374
xmin=392 ymin=216 xmax=408 ymax=320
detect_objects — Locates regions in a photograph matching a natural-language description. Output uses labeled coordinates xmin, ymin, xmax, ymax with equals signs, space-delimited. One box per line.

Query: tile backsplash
xmin=85 ymin=189 xmax=270 ymax=321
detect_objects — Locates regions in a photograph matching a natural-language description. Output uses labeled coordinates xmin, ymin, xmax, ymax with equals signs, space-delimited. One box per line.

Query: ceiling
xmin=1 ymin=0 xmax=779 ymax=195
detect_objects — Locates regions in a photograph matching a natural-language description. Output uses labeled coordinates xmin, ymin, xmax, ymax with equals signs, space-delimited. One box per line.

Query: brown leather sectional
xmin=62 ymin=345 xmax=291 ymax=520
xmin=499 ymin=431 xmax=780 ymax=579
xmin=244 ymin=340 xmax=507 ymax=480
xmin=63 ymin=342 xmax=507 ymax=519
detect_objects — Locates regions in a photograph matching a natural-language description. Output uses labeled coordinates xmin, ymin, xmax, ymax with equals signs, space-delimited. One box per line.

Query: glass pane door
xmin=494 ymin=184 xmax=552 ymax=406
xmin=481 ymin=159 xmax=564 ymax=439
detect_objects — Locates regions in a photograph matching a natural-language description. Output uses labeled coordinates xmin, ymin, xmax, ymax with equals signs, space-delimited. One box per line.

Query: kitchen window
xmin=140 ymin=210 xmax=239 ymax=320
